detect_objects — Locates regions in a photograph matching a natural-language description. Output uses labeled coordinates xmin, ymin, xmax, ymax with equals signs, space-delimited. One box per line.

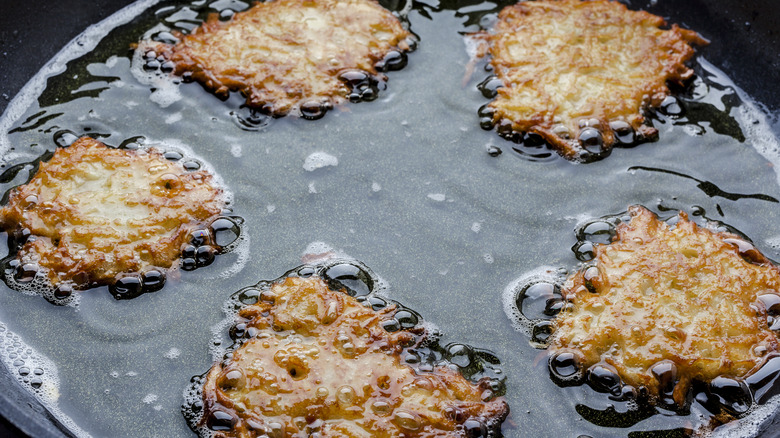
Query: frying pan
xmin=0 ymin=0 xmax=779 ymax=437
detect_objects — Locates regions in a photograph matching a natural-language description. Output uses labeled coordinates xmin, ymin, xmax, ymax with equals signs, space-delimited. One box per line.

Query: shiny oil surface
xmin=1 ymin=0 xmax=780 ymax=437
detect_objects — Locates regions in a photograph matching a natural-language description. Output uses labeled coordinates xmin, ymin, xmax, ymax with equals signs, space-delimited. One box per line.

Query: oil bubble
xmin=195 ymin=245 xmax=216 ymax=267
xmin=111 ymin=273 xmax=144 ymax=299
xmin=53 ymin=130 xmax=80 ymax=147
xmin=516 ymin=281 xmax=562 ymax=321
xmin=578 ymin=127 xmax=603 ymax=154
xmin=376 ymin=50 xmax=407 ymax=72
xmin=549 ymin=351 xmax=582 ymax=383
xmin=660 ymin=96 xmax=683 ymax=116
xmin=299 ymin=100 xmax=331 ymax=120
xmin=141 ymin=269 xmax=166 ymax=292
xmin=708 ymin=376 xmax=752 ymax=415
xmin=610 ymin=120 xmax=635 ymax=145
xmin=477 ymin=75 xmax=503 ymax=99
xmin=486 ymin=145 xmax=502 ymax=156
xmin=231 ymin=105 xmax=271 ymax=131
xmin=576 ymin=219 xmax=617 ymax=245
xmin=587 ymin=363 xmax=621 ymax=394
xmin=323 ymin=262 xmax=373 ymax=297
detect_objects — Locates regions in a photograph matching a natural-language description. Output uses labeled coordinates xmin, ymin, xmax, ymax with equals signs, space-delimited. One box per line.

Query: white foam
xmin=164 ymin=112 xmax=182 ymax=124
xmin=766 ymin=234 xmax=780 ymax=251
xmin=371 ymin=182 xmax=382 ymax=192
xmin=0 ymin=322 xmax=91 ymax=438
xmin=303 ymin=152 xmax=338 ymax=171
xmin=712 ymin=395 xmax=780 ymax=437
xmin=501 ymin=266 xmax=564 ymax=336
xmin=163 ymin=347 xmax=181 ymax=360
xmin=129 ymin=37 xmax=183 ymax=108
xmin=471 ymin=222 xmax=482 ymax=233
xmin=427 ymin=193 xmax=446 ymax=202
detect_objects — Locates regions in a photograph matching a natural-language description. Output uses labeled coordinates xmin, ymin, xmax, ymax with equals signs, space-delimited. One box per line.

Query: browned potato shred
xmin=147 ymin=0 xmax=411 ymax=116
xmin=200 ymin=276 xmax=508 ymax=437
xmin=0 ymin=137 xmax=224 ymax=289
xmin=483 ymin=0 xmax=707 ymax=160
xmin=552 ymin=206 xmax=780 ymax=405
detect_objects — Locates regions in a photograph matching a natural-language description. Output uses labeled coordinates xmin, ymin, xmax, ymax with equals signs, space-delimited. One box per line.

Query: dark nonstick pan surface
xmin=1 ymin=1 xmax=780 ymax=437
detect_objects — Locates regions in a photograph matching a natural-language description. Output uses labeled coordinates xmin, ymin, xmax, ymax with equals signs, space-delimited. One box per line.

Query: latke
xmin=482 ymin=0 xmax=707 ymax=160
xmin=198 ymin=276 xmax=509 ymax=437
xmin=144 ymin=0 xmax=411 ymax=117
xmin=551 ymin=206 xmax=780 ymax=406
xmin=0 ymin=137 xmax=225 ymax=294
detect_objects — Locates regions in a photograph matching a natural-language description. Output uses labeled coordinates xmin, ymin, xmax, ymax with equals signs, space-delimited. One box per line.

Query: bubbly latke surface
xmin=149 ymin=0 xmax=411 ymax=116
xmin=199 ymin=276 xmax=508 ymax=437
xmin=484 ymin=0 xmax=706 ymax=160
xmin=551 ymin=206 xmax=780 ymax=405
xmin=0 ymin=137 xmax=224 ymax=291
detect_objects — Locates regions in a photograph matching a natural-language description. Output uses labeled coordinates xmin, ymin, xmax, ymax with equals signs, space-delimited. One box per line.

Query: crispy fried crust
xmin=551 ymin=206 xmax=780 ymax=405
xmin=0 ymin=137 xmax=224 ymax=288
xmin=484 ymin=0 xmax=707 ymax=160
xmin=200 ymin=276 xmax=508 ymax=437
xmin=148 ymin=0 xmax=410 ymax=116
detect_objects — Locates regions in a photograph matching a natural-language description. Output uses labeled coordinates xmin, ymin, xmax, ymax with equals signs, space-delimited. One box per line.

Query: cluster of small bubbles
xmin=108 ymin=268 xmax=166 ymax=300
xmin=141 ymin=49 xmax=176 ymax=74
xmin=477 ymin=104 xmax=495 ymax=131
xmin=180 ymin=216 xmax=242 ymax=271
xmin=303 ymin=152 xmax=338 ymax=172
xmin=403 ymin=338 xmax=506 ymax=401
xmin=381 ymin=308 xmax=421 ymax=333
xmin=0 ymin=322 xmax=60 ymax=404
xmin=230 ymin=105 xmax=271 ymax=131
xmin=182 ymin=373 xmax=210 ymax=435
xmin=164 ymin=347 xmax=181 ymax=360
xmin=2 ymin=258 xmax=79 ymax=306
xmin=497 ymin=130 xmax=557 ymax=162
xmin=571 ymin=215 xmax=622 ymax=261
xmin=338 ymin=70 xmax=380 ymax=103
xmin=186 ymin=259 xmax=506 ymax=436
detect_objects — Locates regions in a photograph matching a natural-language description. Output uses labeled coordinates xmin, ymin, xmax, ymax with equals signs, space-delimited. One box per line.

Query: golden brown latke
xmin=482 ymin=0 xmax=707 ymax=160
xmin=200 ymin=276 xmax=508 ymax=437
xmin=0 ymin=137 xmax=224 ymax=290
xmin=551 ymin=206 xmax=780 ymax=406
xmin=145 ymin=0 xmax=411 ymax=116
